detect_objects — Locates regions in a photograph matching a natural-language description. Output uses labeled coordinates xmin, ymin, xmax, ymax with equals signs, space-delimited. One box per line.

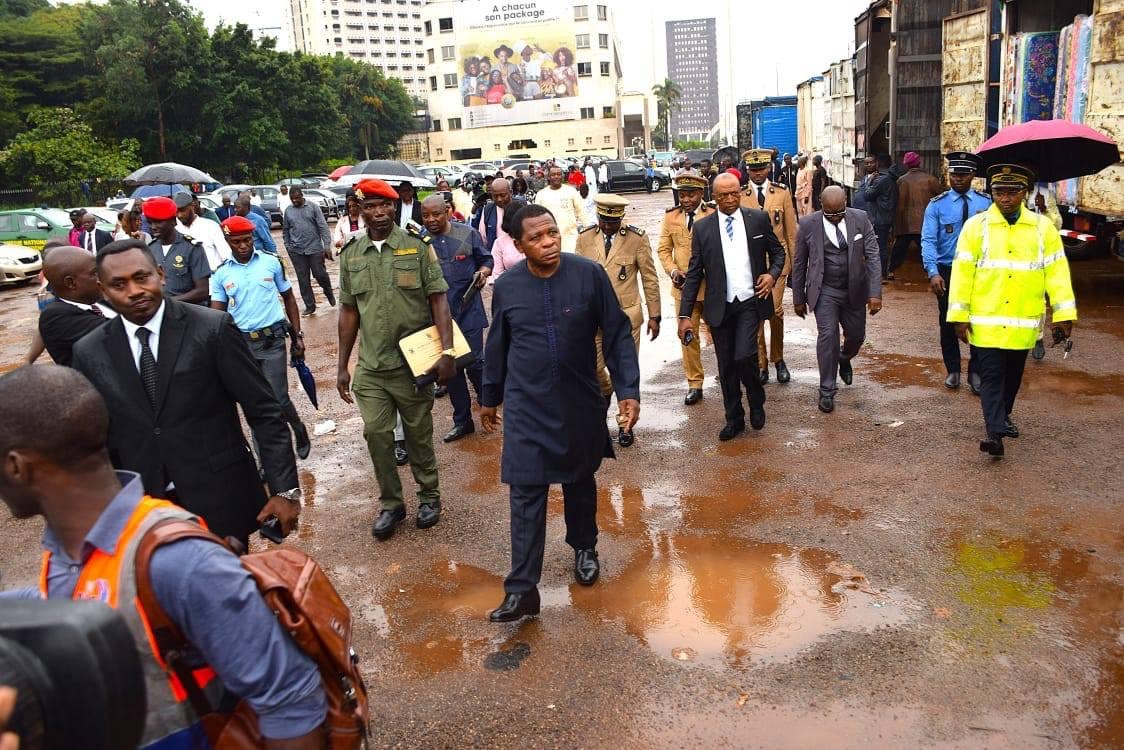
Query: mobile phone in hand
xmin=683 ymin=329 xmax=694 ymax=345
xmin=260 ymin=515 xmax=284 ymax=544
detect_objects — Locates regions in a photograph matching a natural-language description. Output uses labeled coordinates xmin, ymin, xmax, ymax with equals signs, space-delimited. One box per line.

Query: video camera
xmin=0 ymin=599 xmax=146 ymax=750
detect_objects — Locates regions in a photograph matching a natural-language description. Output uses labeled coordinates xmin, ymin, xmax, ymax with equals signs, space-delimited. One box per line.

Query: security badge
xmin=173 ymin=254 xmax=185 ymax=269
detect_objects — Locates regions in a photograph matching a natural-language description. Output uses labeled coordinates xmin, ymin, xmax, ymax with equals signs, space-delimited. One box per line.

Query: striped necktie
xmin=135 ymin=328 xmax=158 ymax=406
xmin=725 ymin=215 xmax=734 ymax=241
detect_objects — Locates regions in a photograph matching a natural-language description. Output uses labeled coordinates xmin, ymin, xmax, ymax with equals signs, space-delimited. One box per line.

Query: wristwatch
xmin=441 ymin=348 xmax=456 ymax=358
xmin=276 ymin=488 xmax=302 ymax=504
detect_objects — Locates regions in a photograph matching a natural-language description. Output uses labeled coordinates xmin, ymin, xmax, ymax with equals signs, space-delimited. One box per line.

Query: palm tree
xmin=652 ymin=78 xmax=682 ymax=149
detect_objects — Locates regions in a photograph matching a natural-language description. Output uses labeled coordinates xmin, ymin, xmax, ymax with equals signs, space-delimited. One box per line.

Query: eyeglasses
xmin=823 ymin=209 xmax=846 ymax=218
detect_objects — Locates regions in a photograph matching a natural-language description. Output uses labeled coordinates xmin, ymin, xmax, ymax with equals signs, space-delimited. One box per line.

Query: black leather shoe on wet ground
xmin=416 ymin=502 xmax=441 ymax=529
xmin=1003 ymin=418 xmax=1020 ymax=438
xmin=488 ymin=589 xmax=541 ymax=622
xmin=684 ymin=388 xmax=703 ymax=405
xmin=574 ymin=548 xmax=600 ymax=585
xmin=818 ymin=395 xmax=835 ymax=413
xmin=775 ymin=360 xmax=790 ymax=383
xmin=443 ymin=423 xmax=475 ymax=443
xmin=293 ymin=422 xmax=311 ymax=459
xmin=617 ymin=428 xmax=634 ymax=447
xmin=718 ymin=422 xmax=745 ymax=441
xmin=371 ymin=507 xmax=406 ymax=540
xmin=979 ymin=436 xmax=1005 ymax=457
xmin=749 ymin=406 xmax=766 ymax=430
xmin=838 ymin=358 xmax=853 ymax=386
xmin=759 ymin=368 xmax=770 ymax=385
xmin=968 ymin=371 xmax=982 ymax=395
xmin=944 ymin=373 xmax=961 ymax=390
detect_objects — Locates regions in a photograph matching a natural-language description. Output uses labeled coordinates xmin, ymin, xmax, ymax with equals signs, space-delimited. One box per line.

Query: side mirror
xmin=36 ymin=221 xmax=50 ymax=230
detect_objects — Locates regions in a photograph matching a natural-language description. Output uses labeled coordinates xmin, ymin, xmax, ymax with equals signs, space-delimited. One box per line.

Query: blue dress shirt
xmin=920 ymin=188 xmax=992 ymax=277
xmin=245 ymin=211 xmax=277 ymax=254
xmin=210 ymin=251 xmax=291 ymax=332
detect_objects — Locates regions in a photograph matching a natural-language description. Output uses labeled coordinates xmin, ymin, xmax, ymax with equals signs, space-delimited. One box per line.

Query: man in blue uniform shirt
xmin=421 ymin=194 xmax=493 ymax=442
xmin=210 ymin=216 xmax=311 ymax=459
xmin=921 ymin=151 xmax=991 ymax=391
xmin=235 ymin=194 xmax=278 ymax=255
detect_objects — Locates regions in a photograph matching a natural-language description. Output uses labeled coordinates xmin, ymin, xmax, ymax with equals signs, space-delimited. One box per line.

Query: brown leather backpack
xmin=135 ymin=520 xmax=370 ymax=749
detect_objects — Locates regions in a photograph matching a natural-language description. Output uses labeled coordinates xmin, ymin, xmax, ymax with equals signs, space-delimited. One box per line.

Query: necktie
xmin=686 ymin=211 xmax=694 ymax=231
xmin=136 ymin=328 xmax=158 ymax=406
xmin=90 ymin=304 xmax=105 ymax=318
xmin=835 ymin=223 xmax=848 ymax=251
xmin=961 ymin=194 xmax=969 ymax=223
xmin=86 ymin=232 xmax=94 ymax=254
xmin=725 ymin=215 xmax=734 ymax=241
xmin=603 ymin=231 xmax=612 ymax=256
xmin=757 ymin=185 xmax=766 ymax=208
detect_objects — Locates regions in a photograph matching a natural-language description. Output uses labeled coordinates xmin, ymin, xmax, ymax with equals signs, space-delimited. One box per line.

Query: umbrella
xmin=291 ymin=357 xmax=319 ymax=409
xmin=124 ymin=162 xmax=217 ymax=186
xmin=976 ymin=120 xmax=1120 ymax=183
xmin=129 ymin=184 xmax=190 ymax=199
xmin=329 ymin=164 xmax=352 ymax=180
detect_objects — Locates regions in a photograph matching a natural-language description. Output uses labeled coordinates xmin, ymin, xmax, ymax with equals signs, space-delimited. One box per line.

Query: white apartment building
xmin=288 ymin=0 xmax=430 ymax=100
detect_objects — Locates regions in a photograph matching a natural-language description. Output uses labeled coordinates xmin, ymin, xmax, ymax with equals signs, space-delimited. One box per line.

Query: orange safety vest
xmin=38 ymin=496 xmax=222 ymax=749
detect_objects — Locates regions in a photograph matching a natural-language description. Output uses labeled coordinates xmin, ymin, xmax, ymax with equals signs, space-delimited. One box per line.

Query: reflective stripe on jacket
xmin=947 ymin=203 xmax=1077 ymax=350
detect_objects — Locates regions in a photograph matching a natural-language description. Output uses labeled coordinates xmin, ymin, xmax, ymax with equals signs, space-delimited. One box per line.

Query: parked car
xmin=326 ymin=184 xmax=351 ymax=213
xmin=0 ymin=243 xmax=42 ymax=285
xmin=301 ymin=189 xmax=340 ymax=221
xmin=72 ymin=208 xmax=120 ymax=231
xmin=419 ymin=166 xmax=463 ymax=187
xmin=602 ymin=160 xmax=671 ymax=192
xmin=106 ymin=185 xmax=192 ymax=213
xmin=500 ymin=161 xmax=541 ymax=178
xmin=278 ymin=177 xmax=320 ymax=189
xmin=0 ymin=208 xmax=73 ymax=250
xmin=462 ymin=161 xmax=500 ymax=173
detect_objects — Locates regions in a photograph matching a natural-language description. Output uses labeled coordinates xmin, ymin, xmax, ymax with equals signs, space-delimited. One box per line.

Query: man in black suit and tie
xmin=37 ymin=246 xmax=116 ymax=367
xmin=394 ymin=180 xmax=424 ymax=229
xmin=678 ymin=173 xmax=786 ymax=441
xmin=791 ymin=186 xmax=883 ymax=414
xmin=71 ymin=239 xmax=302 ymax=543
xmin=78 ymin=213 xmax=114 ymax=254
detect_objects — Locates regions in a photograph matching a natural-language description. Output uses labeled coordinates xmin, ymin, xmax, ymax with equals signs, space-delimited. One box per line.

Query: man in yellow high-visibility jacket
xmin=948 ymin=163 xmax=1077 ymax=458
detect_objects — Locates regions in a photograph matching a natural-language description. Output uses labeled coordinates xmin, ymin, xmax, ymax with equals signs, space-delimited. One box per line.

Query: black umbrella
xmin=124 ymin=162 xmax=217 ymax=186
xmin=291 ymin=357 xmax=319 ymax=409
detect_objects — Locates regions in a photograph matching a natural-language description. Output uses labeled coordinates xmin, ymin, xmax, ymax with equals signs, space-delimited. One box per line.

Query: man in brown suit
xmin=888 ymin=151 xmax=942 ymax=278
xmin=741 ymin=148 xmax=797 ymax=384
xmin=658 ymin=170 xmax=714 ymax=405
xmin=575 ymin=193 xmax=661 ymax=447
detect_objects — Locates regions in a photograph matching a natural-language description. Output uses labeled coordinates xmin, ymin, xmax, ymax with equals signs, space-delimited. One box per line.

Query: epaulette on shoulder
xmin=770 ymin=180 xmax=789 ymax=191
xmin=405 ymin=222 xmax=431 ymax=243
xmin=339 ymin=234 xmax=359 ymax=254
xmin=973 ymin=189 xmax=990 ymax=199
xmin=578 ymin=224 xmax=598 ymax=234
xmin=665 ymin=205 xmax=680 ymax=213
xmin=181 ymin=234 xmax=195 ymax=244
xmin=626 ymin=224 xmax=645 ymax=236
xmin=930 ymin=190 xmax=950 ymax=202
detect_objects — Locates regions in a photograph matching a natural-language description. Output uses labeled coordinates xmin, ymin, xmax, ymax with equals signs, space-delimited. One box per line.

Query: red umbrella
xmin=976 ymin=120 xmax=1120 ymax=183
xmin=329 ymin=164 xmax=353 ymax=181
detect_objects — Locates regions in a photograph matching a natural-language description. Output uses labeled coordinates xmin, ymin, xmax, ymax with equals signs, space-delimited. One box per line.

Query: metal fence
xmin=0 ymin=179 xmax=132 ymax=211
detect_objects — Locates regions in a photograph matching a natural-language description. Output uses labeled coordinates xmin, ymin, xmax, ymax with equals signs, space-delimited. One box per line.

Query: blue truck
xmin=736 ymin=96 xmax=798 ymax=157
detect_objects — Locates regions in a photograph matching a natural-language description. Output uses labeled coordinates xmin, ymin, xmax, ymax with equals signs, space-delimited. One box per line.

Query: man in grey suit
xmin=791 ymin=186 xmax=883 ymax=413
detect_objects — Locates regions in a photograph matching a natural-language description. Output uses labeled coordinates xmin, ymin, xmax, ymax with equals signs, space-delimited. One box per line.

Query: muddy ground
xmin=1 ymin=192 xmax=1122 ymax=748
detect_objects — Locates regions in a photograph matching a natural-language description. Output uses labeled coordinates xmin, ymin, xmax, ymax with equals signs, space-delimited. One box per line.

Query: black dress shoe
xmin=574 ymin=548 xmax=600 ymax=585
xmin=759 ymin=368 xmax=770 ymax=384
xmin=1032 ymin=339 xmax=1046 ymax=361
xmin=393 ymin=440 xmax=409 ymax=466
xmin=617 ymin=428 xmax=634 ymax=447
xmin=1003 ymin=418 xmax=1019 ymax=438
xmin=488 ymin=589 xmax=541 ymax=622
xmin=818 ymin=395 xmax=834 ymax=413
xmin=979 ymin=436 xmax=1005 ymax=457
xmin=718 ymin=422 xmax=745 ymax=441
xmin=416 ymin=502 xmax=441 ymax=529
xmin=749 ymin=406 xmax=766 ymax=430
xmin=433 ymin=385 xmax=448 ymax=398
xmin=838 ymin=357 xmax=853 ymax=386
xmin=968 ymin=371 xmax=981 ymax=396
xmin=443 ymin=422 xmax=475 ymax=443
xmin=293 ymin=422 xmax=311 ymax=459
xmin=684 ymin=388 xmax=703 ymax=405
xmin=371 ymin=507 xmax=406 ymax=540
xmin=775 ymin=360 xmax=791 ymax=383
xmin=301 ymin=307 xmax=316 ymax=317
xmin=944 ymin=373 xmax=961 ymax=390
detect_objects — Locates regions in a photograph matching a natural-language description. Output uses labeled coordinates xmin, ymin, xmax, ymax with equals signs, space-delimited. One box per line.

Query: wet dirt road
xmin=1 ymin=193 xmax=1123 ymax=748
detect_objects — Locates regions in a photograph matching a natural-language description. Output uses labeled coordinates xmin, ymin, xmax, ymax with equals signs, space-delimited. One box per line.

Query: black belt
xmin=243 ymin=321 xmax=288 ymax=341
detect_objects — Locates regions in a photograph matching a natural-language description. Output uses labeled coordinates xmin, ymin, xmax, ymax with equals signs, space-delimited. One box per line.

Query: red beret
xmin=142 ymin=196 xmax=178 ymax=220
xmin=353 ymin=179 xmax=398 ymax=201
xmin=221 ymin=216 xmax=257 ymax=236
xmin=725 ymin=167 xmax=743 ymax=180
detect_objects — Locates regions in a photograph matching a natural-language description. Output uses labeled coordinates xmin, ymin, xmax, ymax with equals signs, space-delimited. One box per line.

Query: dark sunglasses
xmin=823 ymin=209 xmax=846 ymax=218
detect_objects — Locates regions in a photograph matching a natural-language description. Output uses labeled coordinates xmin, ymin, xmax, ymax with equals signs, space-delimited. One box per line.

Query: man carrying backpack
xmin=0 ymin=365 xmax=330 ymax=749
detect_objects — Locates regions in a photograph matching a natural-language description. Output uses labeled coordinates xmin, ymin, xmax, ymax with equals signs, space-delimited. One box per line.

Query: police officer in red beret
xmin=143 ymin=196 xmax=211 ymax=305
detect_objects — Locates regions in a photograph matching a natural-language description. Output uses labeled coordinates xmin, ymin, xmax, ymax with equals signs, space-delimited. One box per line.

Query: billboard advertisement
xmin=454 ymin=0 xmax=580 ymax=128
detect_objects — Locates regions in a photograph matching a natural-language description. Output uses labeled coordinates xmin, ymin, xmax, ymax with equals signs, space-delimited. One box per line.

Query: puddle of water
xmin=1019 ymin=367 xmax=1124 ymax=399
xmin=298 ymin=469 xmax=316 ymax=506
xmin=813 ymin=497 xmax=865 ymax=525
xmin=865 ymin=351 xmax=945 ymax=388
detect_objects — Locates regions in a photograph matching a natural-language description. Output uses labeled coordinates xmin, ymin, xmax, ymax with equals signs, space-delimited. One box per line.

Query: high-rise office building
xmin=664 ymin=18 xmax=720 ymax=142
xmin=288 ymin=0 xmax=429 ymax=100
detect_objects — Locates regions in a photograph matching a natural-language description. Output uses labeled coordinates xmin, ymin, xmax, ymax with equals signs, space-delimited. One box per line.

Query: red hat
xmin=142 ymin=196 xmax=178 ymax=220
xmin=353 ymin=179 xmax=398 ymax=201
xmin=221 ymin=216 xmax=256 ymax=236
xmin=725 ymin=167 xmax=743 ymax=180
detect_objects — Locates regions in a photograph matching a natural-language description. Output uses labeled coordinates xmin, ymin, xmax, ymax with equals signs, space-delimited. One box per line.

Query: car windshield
xmin=38 ymin=209 xmax=72 ymax=226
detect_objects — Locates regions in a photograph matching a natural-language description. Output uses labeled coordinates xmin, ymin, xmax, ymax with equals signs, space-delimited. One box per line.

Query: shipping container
xmin=736 ymin=98 xmax=798 ymax=157
xmin=825 ymin=58 xmax=857 ymax=190
xmin=796 ymin=76 xmax=828 ymax=156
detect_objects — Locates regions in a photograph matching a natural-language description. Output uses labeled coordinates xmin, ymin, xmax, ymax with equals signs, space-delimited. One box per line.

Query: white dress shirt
xmin=120 ymin=300 xmax=166 ymax=371
xmin=718 ymin=209 xmax=754 ymax=303
xmin=397 ymin=200 xmax=416 ymax=230
xmin=60 ymin=297 xmax=118 ymax=319
xmin=823 ymin=216 xmax=846 ymax=248
xmin=177 ymin=216 xmax=230 ymax=271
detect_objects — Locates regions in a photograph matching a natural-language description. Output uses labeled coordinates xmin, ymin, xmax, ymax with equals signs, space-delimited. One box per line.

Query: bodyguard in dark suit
xmin=37 ymin=246 xmax=115 ymax=367
xmin=394 ymin=180 xmax=424 ymax=228
xmin=71 ymin=239 xmax=302 ymax=543
xmin=791 ymin=186 xmax=883 ymax=413
xmin=677 ymin=173 xmax=785 ymax=441
xmin=78 ymin=214 xmax=114 ymax=255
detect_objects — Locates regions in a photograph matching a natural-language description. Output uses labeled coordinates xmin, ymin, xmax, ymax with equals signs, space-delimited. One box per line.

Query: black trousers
xmin=506 ymin=476 xmax=597 ymax=594
xmin=447 ymin=326 xmax=483 ymax=428
xmin=974 ymin=347 xmax=1028 ymax=438
xmin=935 ymin=264 xmax=977 ymax=376
xmin=889 ymin=233 xmax=919 ymax=273
xmin=874 ymin=224 xmax=893 ymax=277
xmin=710 ymin=297 xmax=766 ymax=425
xmin=289 ymin=251 xmax=335 ymax=310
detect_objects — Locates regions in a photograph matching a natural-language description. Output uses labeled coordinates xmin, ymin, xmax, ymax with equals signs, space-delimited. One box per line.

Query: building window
xmin=577 ymin=62 xmax=591 ymax=77
xmin=598 ymin=33 xmax=608 ymax=48
xmin=580 ymin=107 xmax=594 ymax=119
xmin=599 ymin=61 xmax=610 ymax=76
xmin=603 ymin=135 xmax=611 ymax=143
xmin=603 ymin=106 xmax=614 ymax=118
xmin=437 ymin=148 xmax=444 ymax=156
xmin=568 ymin=137 xmax=575 ymax=146
xmin=423 ymin=19 xmax=431 ymax=34
xmin=574 ymin=4 xmax=587 ymax=20
xmin=432 ymin=119 xmax=441 ymax=131
xmin=441 ymin=45 xmax=454 ymax=60
xmin=443 ymin=73 xmax=457 ymax=88
xmin=429 ymin=75 xmax=437 ymax=91
xmin=544 ymin=140 xmax=551 ymax=147
xmin=494 ymin=144 xmax=501 ymax=152
xmin=426 ymin=48 xmax=434 ymax=63
xmin=438 ymin=17 xmax=452 ymax=31
xmin=597 ymin=4 xmax=607 ymax=20
xmin=576 ymin=33 xmax=589 ymax=49
xmin=585 ymin=136 xmax=592 ymax=144
xmin=448 ymin=117 xmax=462 ymax=130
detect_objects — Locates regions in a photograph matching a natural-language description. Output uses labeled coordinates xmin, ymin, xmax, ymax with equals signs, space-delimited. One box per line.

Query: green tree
xmin=327 ymin=55 xmax=416 ymax=161
xmin=0 ymin=0 xmax=48 ymax=19
xmin=651 ymin=78 xmax=682 ymax=151
xmin=0 ymin=107 xmax=140 ymax=203
xmin=674 ymin=138 xmax=709 ymax=151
